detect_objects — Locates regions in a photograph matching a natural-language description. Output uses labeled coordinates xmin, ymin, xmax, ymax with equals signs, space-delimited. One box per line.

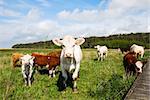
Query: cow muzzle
xmin=65 ymin=53 xmax=73 ymax=58
xmin=137 ymin=68 xmax=142 ymax=74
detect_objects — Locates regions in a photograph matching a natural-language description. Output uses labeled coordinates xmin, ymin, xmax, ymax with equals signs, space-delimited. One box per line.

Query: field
xmin=0 ymin=49 xmax=149 ymax=100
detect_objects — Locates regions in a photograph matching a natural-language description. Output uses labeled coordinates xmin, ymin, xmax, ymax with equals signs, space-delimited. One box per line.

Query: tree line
xmin=12 ymin=32 xmax=150 ymax=49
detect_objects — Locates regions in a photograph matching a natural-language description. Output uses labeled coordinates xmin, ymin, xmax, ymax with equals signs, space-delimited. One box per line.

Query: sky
xmin=0 ymin=0 xmax=149 ymax=48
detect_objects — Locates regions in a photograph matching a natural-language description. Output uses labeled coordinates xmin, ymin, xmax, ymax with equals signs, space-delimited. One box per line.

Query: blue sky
xmin=0 ymin=0 xmax=149 ymax=48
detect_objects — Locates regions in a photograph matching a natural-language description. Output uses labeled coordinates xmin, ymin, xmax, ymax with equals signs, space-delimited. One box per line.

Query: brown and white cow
xmin=12 ymin=53 xmax=23 ymax=68
xmin=52 ymin=35 xmax=85 ymax=93
xmin=123 ymin=52 xmax=144 ymax=78
xmin=31 ymin=51 xmax=60 ymax=77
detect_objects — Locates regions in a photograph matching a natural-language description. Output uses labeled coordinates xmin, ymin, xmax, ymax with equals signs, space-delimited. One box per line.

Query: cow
xmin=52 ymin=35 xmax=85 ymax=93
xmin=130 ymin=44 xmax=144 ymax=58
xmin=12 ymin=53 xmax=23 ymax=68
xmin=123 ymin=52 xmax=144 ymax=78
xmin=31 ymin=51 xmax=60 ymax=78
xmin=20 ymin=54 xmax=35 ymax=86
xmin=94 ymin=45 xmax=108 ymax=61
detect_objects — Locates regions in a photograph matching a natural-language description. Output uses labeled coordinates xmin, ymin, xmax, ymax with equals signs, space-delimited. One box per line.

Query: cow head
xmin=21 ymin=54 xmax=35 ymax=66
xmin=135 ymin=61 xmax=143 ymax=74
xmin=52 ymin=35 xmax=85 ymax=58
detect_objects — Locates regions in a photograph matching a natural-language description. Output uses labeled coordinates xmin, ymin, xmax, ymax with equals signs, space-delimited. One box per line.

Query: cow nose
xmin=66 ymin=53 xmax=72 ymax=57
xmin=138 ymin=71 xmax=142 ymax=74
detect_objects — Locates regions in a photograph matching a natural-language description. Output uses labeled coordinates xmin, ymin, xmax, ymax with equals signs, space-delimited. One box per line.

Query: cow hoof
xmin=29 ymin=84 xmax=31 ymax=87
xmin=73 ymin=88 xmax=78 ymax=93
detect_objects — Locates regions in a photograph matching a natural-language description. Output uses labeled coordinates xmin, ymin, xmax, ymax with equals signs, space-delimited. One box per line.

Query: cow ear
xmin=75 ymin=38 xmax=85 ymax=45
xmin=52 ymin=38 xmax=62 ymax=46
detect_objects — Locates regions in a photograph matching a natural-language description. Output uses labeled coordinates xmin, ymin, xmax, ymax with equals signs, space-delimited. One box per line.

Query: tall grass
xmin=0 ymin=49 xmax=149 ymax=100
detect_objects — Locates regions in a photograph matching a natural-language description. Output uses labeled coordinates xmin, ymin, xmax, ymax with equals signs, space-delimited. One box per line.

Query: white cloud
xmin=57 ymin=8 xmax=100 ymax=23
xmin=37 ymin=0 xmax=51 ymax=7
xmin=57 ymin=0 xmax=149 ymax=35
xmin=0 ymin=8 xmax=21 ymax=17
xmin=25 ymin=8 xmax=42 ymax=21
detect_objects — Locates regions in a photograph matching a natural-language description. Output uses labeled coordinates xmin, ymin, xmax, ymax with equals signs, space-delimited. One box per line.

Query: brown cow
xmin=31 ymin=51 xmax=60 ymax=77
xmin=123 ymin=52 xmax=144 ymax=78
xmin=12 ymin=53 xmax=23 ymax=68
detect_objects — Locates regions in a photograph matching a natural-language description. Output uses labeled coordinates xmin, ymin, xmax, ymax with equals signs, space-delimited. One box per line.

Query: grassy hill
xmin=12 ymin=32 xmax=150 ymax=49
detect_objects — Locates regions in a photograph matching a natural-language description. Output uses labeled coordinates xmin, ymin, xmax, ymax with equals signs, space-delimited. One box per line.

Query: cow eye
xmin=62 ymin=45 xmax=65 ymax=48
xmin=73 ymin=45 xmax=75 ymax=47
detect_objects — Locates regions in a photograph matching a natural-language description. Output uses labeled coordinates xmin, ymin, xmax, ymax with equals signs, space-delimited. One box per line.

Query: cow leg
xmin=103 ymin=53 xmax=105 ymax=58
xmin=34 ymin=65 xmax=39 ymax=73
xmin=100 ymin=55 xmax=103 ymax=61
xmin=141 ymin=53 xmax=143 ymax=58
xmin=61 ymin=67 xmax=68 ymax=88
xmin=28 ymin=65 xmax=33 ymax=87
xmin=97 ymin=54 xmax=100 ymax=61
xmin=52 ymin=69 xmax=56 ymax=77
xmin=28 ymin=77 xmax=31 ymax=87
xmin=24 ymin=78 xmax=28 ymax=86
xmin=97 ymin=52 xmax=100 ymax=61
xmin=105 ymin=52 xmax=107 ymax=57
xmin=22 ymin=65 xmax=28 ymax=86
xmin=72 ymin=63 xmax=80 ymax=93
xmin=49 ymin=67 xmax=56 ymax=78
xmin=72 ymin=63 xmax=80 ymax=80
xmin=125 ymin=67 xmax=129 ymax=79
xmin=98 ymin=57 xmax=100 ymax=61
xmin=73 ymin=80 xmax=78 ymax=93
xmin=49 ymin=69 xmax=53 ymax=78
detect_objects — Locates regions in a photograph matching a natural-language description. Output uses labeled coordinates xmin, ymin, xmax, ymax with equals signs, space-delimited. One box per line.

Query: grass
xmin=0 ymin=49 xmax=149 ymax=100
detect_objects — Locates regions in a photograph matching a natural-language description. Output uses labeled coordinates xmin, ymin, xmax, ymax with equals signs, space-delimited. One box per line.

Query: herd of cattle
xmin=11 ymin=35 xmax=146 ymax=93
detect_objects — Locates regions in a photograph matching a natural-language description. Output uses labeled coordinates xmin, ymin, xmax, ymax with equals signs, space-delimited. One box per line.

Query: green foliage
xmin=12 ymin=32 xmax=150 ymax=49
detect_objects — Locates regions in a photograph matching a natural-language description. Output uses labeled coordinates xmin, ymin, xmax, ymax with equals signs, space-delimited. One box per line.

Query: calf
xmin=52 ymin=35 xmax=85 ymax=93
xmin=31 ymin=52 xmax=60 ymax=77
xmin=20 ymin=54 xmax=35 ymax=86
xmin=12 ymin=53 xmax=23 ymax=68
xmin=123 ymin=52 xmax=144 ymax=78
xmin=130 ymin=44 xmax=144 ymax=58
xmin=94 ymin=45 xmax=108 ymax=61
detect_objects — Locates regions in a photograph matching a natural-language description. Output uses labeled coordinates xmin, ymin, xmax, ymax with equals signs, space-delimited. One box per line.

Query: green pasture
xmin=0 ymin=49 xmax=149 ymax=100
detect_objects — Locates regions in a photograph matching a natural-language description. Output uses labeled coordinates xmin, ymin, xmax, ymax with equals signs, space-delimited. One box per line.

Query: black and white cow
xmin=21 ymin=54 xmax=35 ymax=87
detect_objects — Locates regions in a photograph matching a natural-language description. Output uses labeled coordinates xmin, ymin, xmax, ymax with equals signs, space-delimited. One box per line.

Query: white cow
xmin=20 ymin=54 xmax=35 ymax=87
xmin=94 ymin=45 xmax=108 ymax=61
xmin=130 ymin=44 xmax=144 ymax=58
xmin=52 ymin=35 xmax=85 ymax=93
